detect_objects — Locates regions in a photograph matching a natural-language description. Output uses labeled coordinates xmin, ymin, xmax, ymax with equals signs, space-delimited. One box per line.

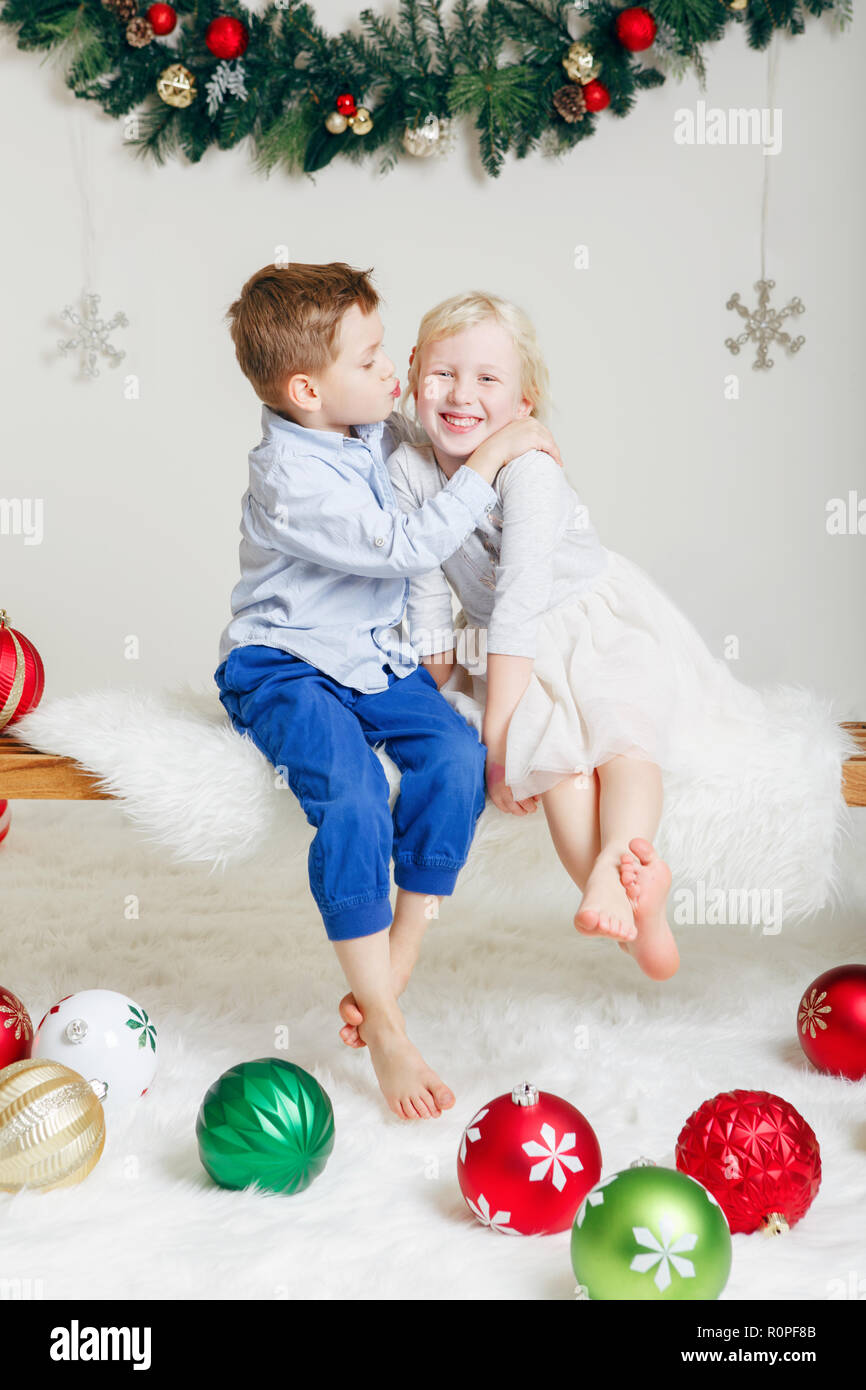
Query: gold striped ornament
xmin=0 ymin=1059 xmax=107 ymax=1192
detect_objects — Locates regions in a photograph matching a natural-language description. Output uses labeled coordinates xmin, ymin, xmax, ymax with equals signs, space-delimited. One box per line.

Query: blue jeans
xmin=214 ymin=645 xmax=487 ymax=941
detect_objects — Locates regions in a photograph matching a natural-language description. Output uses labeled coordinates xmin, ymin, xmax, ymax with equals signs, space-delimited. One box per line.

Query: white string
xmin=67 ymin=105 xmax=96 ymax=294
xmin=760 ymin=30 xmax=779 ymax=281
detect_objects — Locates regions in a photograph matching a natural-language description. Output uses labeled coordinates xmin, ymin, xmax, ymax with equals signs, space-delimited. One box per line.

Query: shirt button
xmin=484 ymin=504 xmax=493 ymax=514
xmin=374 ymin=537 xmax=385 ymax=547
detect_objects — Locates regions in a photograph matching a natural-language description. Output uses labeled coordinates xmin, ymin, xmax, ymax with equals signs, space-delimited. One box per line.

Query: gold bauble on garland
xmin=157 ymin=63 xmax=197 ymax=108
xmin=402 ymin=113 xmax=452 ymax=157
xmin=562 ymin=41 xmax=600 ymax=85
xmin=324 ymin=110 xmax=348 ymax=133
xmin=0 ymin=1059 xmax=106 ymax=1193
xmin=348 ymin=107 xmax=373 ymax=135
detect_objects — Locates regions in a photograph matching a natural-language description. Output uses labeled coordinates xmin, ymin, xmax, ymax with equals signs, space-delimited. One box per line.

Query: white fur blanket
xmin=8 ymin=680 xmax=863 ymax=926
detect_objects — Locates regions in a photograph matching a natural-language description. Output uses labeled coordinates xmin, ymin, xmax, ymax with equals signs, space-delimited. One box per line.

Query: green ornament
xmin=196 ymin=1057 xmax=335 ymax=1195
xmin=571 ymin=1165 xmax=732 ymax=1300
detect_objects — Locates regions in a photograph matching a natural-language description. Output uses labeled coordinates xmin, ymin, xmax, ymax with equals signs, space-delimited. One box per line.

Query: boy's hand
xmin=464 ymin=419 xmax=563 ymax=487
xmin=485 ymin=752 xmax=539 ymax=817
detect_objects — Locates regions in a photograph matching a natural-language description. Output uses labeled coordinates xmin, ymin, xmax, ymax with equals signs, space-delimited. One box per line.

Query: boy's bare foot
xmin=574 ymin=853 xmax=638 ymax=942
xmin=359 ymin=1008 xmax=455 ymax=1120
xmin=339 ymin=965 xmax=409 ymax=1049
xmin=616 ymin=837 xmax=679 ymax=980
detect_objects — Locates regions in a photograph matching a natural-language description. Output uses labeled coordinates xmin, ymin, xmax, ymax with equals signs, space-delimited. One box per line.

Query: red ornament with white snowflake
xmin=205 ymin=15 xmax=249 ymax=61
xmin=0 ymin=799 xmax=10 ymax=845
xmin=0 ymin=986 xmax=33 ymax=1069
xmin=146 ymin=3 xmax=177 ymax=35
xmin=675 ymin=1089 xmax=821 ymax=1235
xmin=457 ymin=1082 xmax=602 ymax=1235
xmin=615 ymin=6 xmax=657 ymax=52
xmin=797 ymin=963 xmax=866 ymax=1081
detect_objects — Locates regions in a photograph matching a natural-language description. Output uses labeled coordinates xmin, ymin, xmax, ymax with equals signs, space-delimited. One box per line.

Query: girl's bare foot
xmin=617 ymin=837 xmax=679 ymax=980
xmin=359 ymin=1008 xmax=455 ymax=1120
xmin=339 ymin=966 xmax=409 ymax=1049
xmin=574 ymin=853 xmax=638 ymax=942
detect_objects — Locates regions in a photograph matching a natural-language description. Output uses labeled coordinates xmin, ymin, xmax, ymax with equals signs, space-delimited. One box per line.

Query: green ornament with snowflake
xmin=571 ymin=1163 xmax=732 ymax=1300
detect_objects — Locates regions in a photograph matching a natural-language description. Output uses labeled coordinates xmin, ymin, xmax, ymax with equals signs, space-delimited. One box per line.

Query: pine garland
xmin=0 ymin=0 xmax=849 ymax=177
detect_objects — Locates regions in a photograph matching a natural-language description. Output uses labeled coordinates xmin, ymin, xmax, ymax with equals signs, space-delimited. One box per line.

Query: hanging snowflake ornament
xmin=205 ymin=60 xmax=249 ymax=118
xmin=725 ymin=278 xmax=805 ymax=370
xmin=58 ymin=292 xmax=127 ymax=378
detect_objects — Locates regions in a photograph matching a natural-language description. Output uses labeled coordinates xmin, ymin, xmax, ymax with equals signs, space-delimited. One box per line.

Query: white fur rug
xmin=0 ymin=790 xmax=864 ymax=1300
xmin=8 ymin=679 xmax=864 ymax=926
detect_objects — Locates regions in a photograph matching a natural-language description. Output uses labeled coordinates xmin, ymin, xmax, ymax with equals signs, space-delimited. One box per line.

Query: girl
xmin=338 ymin=289 xmax=770 ymax=1047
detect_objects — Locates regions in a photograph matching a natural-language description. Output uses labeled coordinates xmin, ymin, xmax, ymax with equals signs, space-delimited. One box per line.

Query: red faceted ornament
xmin=336 ymin=93 xmax=357 ymax=117
xmin=582 ymin=79 xmax=611 ymax=113
xmin=615 ymin=6 xmax=657 ymax=51
xmin=205 ymin=15 xmax=249 ymax=60
xmin=457 ymin=1082 xmax=602 ymax=1235
xmin=146 ymin=3 xmax=177 ymax=35
xmin=676 ymin=1089 xmax=821 ymax=1235
xmin=0 ymin=800 xmax=9 ymax=845
xmin=0 ymin=986 xmax=33 ymax=1069
xmin=797 ymin=964 xmax=866 ymax=1081
xmin=0 ymin=609 xmax=45 ymax=731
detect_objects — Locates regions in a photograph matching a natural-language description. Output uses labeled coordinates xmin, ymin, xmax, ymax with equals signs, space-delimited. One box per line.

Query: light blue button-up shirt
xmin=217 ymin=405 xmax=497 ymax=693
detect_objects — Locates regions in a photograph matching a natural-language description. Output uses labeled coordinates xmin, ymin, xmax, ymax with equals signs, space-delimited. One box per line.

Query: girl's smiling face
xmin=414 ymin=319 xmax=532 ymax=464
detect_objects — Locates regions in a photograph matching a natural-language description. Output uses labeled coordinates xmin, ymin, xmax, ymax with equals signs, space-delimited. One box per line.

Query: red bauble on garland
xmin=582 ymin=79 xmax=611 ymax=113
xmin=146 ymin=3 xmax=177 ymax=35
xmin=616 ymin=6 xmax=657 ymax=52
xmin=205 ymin=15 xmax=249 ymax=60
xmin=0 ymin=609 xmax=45 ymax=731
xmin=675 ymin=1089 xmax=821 ymax=1235
xmin=336 ymin=92 xmax=357 ymax=116
xmin=798 ymin=963 xmax=866 ymax=1081
xmin=0 ymin=986 xmax=33 ymax=1069
xmin=457 ymin=1082 xmax=602 ymax=1235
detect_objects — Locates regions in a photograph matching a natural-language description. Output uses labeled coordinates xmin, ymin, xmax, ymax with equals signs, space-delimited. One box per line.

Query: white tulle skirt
xmin=442 ymin=548 xmax=770 ymax=803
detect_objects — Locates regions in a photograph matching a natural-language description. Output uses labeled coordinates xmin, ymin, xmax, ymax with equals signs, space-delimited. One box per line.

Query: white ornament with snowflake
xmin=58 ymin=292 xmax=127 ymax=379
xmin=725 ymin=278 xmax=805 ymax=371
xmin=206 ymin=60 xmax=249 ymax=117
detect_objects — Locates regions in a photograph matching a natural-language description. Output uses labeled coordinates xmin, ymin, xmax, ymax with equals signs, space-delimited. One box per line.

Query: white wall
xmin=1 ymin=5 xmax=863 ymax=716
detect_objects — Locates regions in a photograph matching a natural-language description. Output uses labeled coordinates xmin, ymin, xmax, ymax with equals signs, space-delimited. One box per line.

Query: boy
xmin=214 ymin=262 xmax=558 ymax=1122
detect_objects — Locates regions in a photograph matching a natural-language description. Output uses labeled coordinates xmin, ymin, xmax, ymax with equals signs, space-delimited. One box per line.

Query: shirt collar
xmin=261 ymin=405 xmax=385 ymax=459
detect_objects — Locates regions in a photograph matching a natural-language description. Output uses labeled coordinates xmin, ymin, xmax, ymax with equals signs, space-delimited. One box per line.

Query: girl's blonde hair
xmin=404 ymin=290 xmax=551 ymax=422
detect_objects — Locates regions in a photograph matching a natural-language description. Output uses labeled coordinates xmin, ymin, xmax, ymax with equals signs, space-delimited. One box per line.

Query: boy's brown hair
xmin=226 ymin=262 xmax=380 ymax=408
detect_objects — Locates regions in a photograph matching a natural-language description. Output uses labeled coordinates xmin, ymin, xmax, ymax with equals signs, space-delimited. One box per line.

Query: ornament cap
xmin=761 ymin=1211 xmax=790 ymax=1237
xmin=66 ymin=1018 xmax=88 ymax=1043
xmin=89 ymin=1078 xmax=109 ymax=1102
xmin=0 ymin=609 xmax=7 ymax=626
xmin=629 ymin=1155 xmax=657 ymax=1167
xmin=511 ymin=1082 xmax=539 ymax=1106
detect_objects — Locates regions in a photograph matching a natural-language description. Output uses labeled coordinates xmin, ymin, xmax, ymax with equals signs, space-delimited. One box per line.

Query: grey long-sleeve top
xmin=386 ymin=440 xmax=610 ymax=664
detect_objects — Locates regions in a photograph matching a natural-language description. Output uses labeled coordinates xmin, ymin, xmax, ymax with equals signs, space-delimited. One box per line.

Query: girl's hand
xmin=485 ymin=753 xmax=539 ymax=817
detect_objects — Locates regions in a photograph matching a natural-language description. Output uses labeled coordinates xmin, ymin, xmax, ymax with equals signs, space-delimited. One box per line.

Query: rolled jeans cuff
xmin=393 ymin=858 xmax=461 ymax=897
xmin=321 ymin=894 xmax=392 ymax=942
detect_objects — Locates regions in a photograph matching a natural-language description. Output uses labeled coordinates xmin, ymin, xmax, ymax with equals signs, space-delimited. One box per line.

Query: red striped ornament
xmin=0 ymin=609 xmax=44 ymax=731
xmin=0 ymin=801 xmax=9 ymax=844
